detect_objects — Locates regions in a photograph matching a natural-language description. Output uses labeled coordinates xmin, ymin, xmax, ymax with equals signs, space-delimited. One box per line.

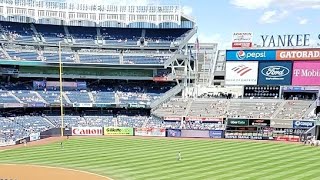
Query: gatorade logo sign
xmin=293 ymin=120 xmax=314 ymax=129
xmin=226 ymin=50 xmax=276 ymax=61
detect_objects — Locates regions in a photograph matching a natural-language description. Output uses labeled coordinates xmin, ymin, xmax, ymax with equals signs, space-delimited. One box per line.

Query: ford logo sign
xmin=261 ymin=66 xmax=289 ymax=78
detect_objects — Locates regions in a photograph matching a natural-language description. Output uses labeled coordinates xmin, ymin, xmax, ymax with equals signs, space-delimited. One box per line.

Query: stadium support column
xmin=59 ymin=41 xmax=64 ymax=137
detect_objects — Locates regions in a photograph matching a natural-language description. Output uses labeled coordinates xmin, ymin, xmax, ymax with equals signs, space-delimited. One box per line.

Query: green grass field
xmin=1 ymin=137 xmax=320 ymax=180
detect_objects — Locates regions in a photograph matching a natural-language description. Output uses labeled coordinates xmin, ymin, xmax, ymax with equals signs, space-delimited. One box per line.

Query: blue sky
xmin=181 ymin=0 xmax=320 ymax=49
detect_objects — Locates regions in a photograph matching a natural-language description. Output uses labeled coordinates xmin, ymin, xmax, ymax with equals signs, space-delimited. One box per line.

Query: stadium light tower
xmin=58 ymin=41 xmax=64 ymax=137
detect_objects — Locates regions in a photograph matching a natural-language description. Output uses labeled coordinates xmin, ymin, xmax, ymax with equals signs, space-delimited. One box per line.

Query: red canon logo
xmin=72 ymin=127 xmax=102 ymax=135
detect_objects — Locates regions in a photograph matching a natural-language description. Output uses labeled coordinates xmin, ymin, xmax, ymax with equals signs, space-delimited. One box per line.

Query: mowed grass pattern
xmin=1 ymin=137 xmax=320 ymax=180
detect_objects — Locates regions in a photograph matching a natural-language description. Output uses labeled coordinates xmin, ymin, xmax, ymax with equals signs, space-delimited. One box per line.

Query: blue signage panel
xmin=226 ymin=50 xmax=277 ymax=61
xmin=209 ymin=130 xmax=224 ymax=139
xmin=166 ymin=129 xmax=181 ymax=137
xmin=293 ymin=120 xmax=314 ymax=129
xmin=258 ymin=61 xmax=292 ymax=85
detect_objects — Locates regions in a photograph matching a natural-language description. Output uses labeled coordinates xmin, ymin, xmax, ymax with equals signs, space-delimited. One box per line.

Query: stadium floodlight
xmin=58 ymin=41 xmax=64 ymax=137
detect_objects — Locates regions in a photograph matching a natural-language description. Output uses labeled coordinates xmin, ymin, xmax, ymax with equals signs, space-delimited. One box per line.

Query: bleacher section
xmin=0 ymin=21 xmax=190 ymax=47
xmin=227 ymin=99 xmax=282 ymax=119
xmin=188 ymin=99 xmax=228 ymax=118
xmin=0 ymin=21 xmax=35 ymax=42
xmin=152 ymin=98 xmax=188 ymax=117
xmin=153 ymin=98 xmax=314 ymax=120
xmin=275 ymin=100 xmax=314 ymax=120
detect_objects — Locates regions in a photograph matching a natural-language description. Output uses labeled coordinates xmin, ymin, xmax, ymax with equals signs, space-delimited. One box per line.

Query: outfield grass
xmin=0 ymin=137 xmax=320 ymax=180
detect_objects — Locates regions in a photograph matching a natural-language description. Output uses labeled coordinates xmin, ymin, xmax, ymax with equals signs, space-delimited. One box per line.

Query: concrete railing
xmin=150 ymin=84 xmax=183 ymax=109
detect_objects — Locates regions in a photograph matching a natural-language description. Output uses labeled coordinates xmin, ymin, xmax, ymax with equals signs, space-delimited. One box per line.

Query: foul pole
xmin=58 ymin=41 xmax=64 ymax=137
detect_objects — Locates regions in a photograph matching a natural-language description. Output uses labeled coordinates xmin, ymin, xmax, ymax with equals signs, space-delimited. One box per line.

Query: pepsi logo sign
xmin=261 ymin=66 xmax=290 ymax=78
xmin=236 ymin=50 xmax=267 ymax=60
xmin=236 ymin=50 xmax=246 ymax=60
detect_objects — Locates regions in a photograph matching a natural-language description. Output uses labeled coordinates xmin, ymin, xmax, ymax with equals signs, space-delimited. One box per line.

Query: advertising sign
xmin=73 ymin=103 xmax=93 ymax=108
xmin=29 ymin=132 xmax=41 ymax=141
xmin=225 ymin=135 xmax=272 ymax=140
xmin=3 ymin=103 xmax=24 ymax=108
xmin=181 ymin=130 xmax=210 ymax=138
xmin=167 ymin=129 xmax=181 ymax=137
xmin=225 ymin=62 xmax=258 ymax=85
xmin=163 ymin=117 xmax=182 ymax=121
xmin=226 ymin=50 xmax=276 ymax=61
xmin=0 ymin=139 xmax=15 ymax=147
xmin=209 ymin=130 xmax=224 ymax=138
xmin=72 ymin=127 xmax=103 ymax=136
xmin=276 ymin=49 xmax=320 ymax=61
xmin=249 ymin=119 xmax=270 ymax=126
xmin=185 ymin=117 xmax=223 ymax=121
xmin=292 ymin=120 xmax=314 ymax=129
xmin=104 ymin=127 xmax=134 ymax=136
xmin=232 ymin=32 xmax=253 ymax=48
xmin=292 ymin=61 xmax=320 ymax=85
xmin=271 ymin=119 xmax=293 ymax=128
xmin=258 ymin=61 xmax=292 ymax=85
xmin=227 ymin=119 xmax=249 ymax=126
xmin=260 ymin=34 xmax=310 ymax=48
xmin=275 ymin=136 xmax=300 ymax=142
xmin=135 ymin=128 xmax=166 ymax=137
xmin=243 ymin=85 xmax=280 ymax=98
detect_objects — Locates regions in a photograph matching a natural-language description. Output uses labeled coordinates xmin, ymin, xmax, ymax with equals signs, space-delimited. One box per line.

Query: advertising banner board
xmin=276 ymin=49 xmax=320 ymax=61
xmin=292 ymin=120 xmax=314 ymax=129
xmin=166 ymin=129 xmax=182 ymax=137
xmin=209 ymin=130 xmax=224 ymax=138
xmin=292 ymin=61 xmax=320 ymax=85
xmin=29 ymin=132 xmax=41 ymax=141
xmin=249 ymin=119 xmax=270 ymax=126
xmin=258 ymin=61 xmax=292 ymax=85
xmin=72 ymin=127 xmax=103 ymax=136
xmin=227 ymin=119 xmax=249 ymax=126
xmin=104 ymin=127 xmax=134 ymax=136
xmin=225 ymin=135 xmax=273 ymax=140
xmin=275 ymin=136 xmax=300 ymax=142
xmin=231 ymin=32 xmax=253 ymax=48
xmin=185 ymin=117 xmax=223 ymax=121
xmin=181 ymin=130 xmax=210 ymax=138
xmin=226 ymin=50 xmax=276 ymax=61
xmin=225 ymin=62 xmax=259 ymax=85
xmin=135 ymin=128 xmax=166 ymax=137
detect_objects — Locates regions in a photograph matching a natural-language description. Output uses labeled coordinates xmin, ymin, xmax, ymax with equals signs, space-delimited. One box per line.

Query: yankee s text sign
xmin=261 ymin=34 xmax=311 ymax=48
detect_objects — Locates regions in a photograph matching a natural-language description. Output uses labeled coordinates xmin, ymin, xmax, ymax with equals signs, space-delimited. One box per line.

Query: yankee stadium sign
xmin=261 ymin=34 xmax=312 ymax=47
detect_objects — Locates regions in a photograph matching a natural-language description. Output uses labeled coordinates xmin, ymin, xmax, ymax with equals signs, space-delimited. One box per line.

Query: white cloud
xmin=298 ymin=17 xmax=308 ymax=24
xmin=230 ymin=0 xmax=273 ymax=9
xmin=259 ymin=10 xmax=289 ymax=24
xmin=182 ymin=6 xmax=193 ymax=16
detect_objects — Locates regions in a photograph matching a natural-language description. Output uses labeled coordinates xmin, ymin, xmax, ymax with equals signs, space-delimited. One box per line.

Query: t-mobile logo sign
xmin=293 ymin=69 xmax=300 ymax=76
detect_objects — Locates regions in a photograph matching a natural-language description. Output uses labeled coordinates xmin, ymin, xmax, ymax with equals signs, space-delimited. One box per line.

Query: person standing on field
xmin=177 ymin=152 xmax=182 ymax=161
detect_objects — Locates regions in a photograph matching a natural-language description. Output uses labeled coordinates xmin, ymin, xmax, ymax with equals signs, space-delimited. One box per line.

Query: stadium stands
xmin=274 ymin=100 xmax=314 ymax=120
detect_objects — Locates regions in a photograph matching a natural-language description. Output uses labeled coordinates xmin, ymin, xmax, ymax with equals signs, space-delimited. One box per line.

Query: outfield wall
xmin=7 ymin=125 xmax=309 ymax=147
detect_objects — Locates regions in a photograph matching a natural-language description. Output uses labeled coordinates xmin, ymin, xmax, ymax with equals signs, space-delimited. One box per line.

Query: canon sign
xmin=72 ymin=127 xmax=103 ymax=136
